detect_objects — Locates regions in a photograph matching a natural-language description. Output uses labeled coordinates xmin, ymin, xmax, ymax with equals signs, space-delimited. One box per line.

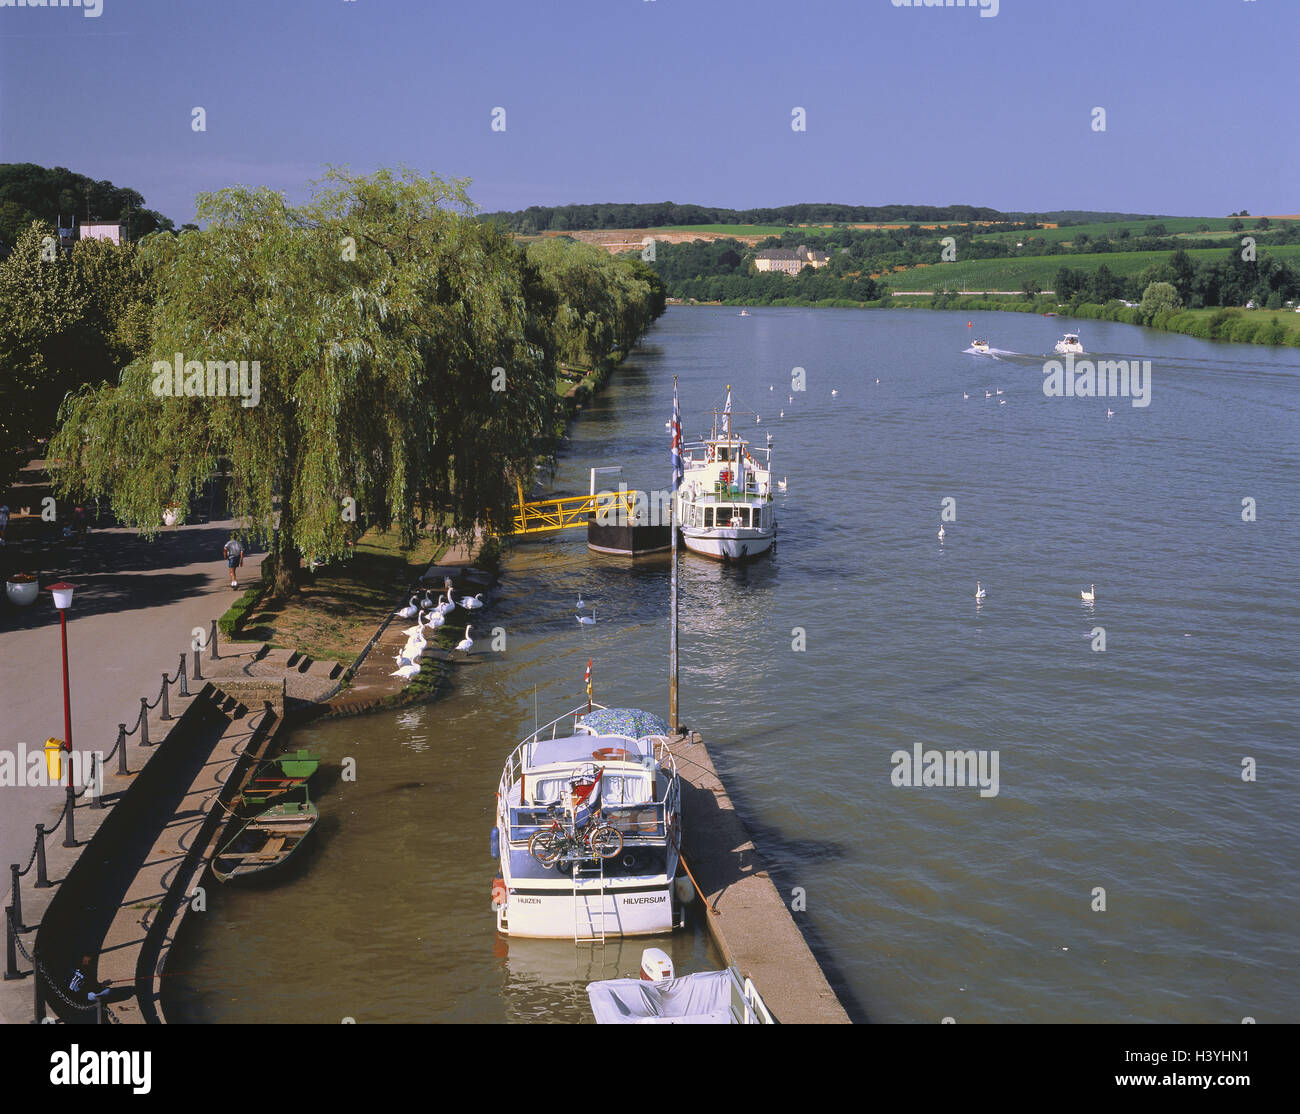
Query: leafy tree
xmin=49 ymin=169 xmax=574 ymax=596
xmin=1139 ymin=281 xmax=1181 ymax=319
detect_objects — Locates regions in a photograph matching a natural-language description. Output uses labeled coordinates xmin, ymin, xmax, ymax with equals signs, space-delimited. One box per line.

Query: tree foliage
xmin=0 ymin=163 xmax=173 ymax=247
xmin=47 ymin=170 xmax=658 ymax=595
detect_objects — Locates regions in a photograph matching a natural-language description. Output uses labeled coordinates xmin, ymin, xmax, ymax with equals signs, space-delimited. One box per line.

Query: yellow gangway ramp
xmin=509 ymin=479 xmax=641 ymax=537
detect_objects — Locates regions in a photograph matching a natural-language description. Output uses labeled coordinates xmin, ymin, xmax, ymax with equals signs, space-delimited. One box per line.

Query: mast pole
xmin=670 ymin=376 xmax=680 ymax=733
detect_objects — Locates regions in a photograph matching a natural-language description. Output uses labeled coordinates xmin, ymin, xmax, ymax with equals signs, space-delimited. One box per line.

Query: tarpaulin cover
xmin=577 ymin=708 xmax=671 ymax=740
xmin=587 ymin=971 xmax=736 ymax=1025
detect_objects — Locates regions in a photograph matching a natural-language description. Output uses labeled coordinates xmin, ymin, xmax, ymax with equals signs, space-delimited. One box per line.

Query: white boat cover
xmin=587 ymin=972 xmax=737 ymax=1025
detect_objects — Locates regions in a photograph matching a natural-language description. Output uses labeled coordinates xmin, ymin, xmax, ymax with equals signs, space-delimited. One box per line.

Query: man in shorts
xmin=223 ymin=533 xmax=244 ymax=589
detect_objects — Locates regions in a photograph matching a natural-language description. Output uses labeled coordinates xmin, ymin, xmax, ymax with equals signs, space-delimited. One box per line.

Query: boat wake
xmin=964 ymin=346 xmax=1018 ymax=359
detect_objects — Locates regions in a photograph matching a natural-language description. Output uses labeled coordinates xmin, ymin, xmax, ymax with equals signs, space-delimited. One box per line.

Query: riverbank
xmin=670 ymin=294 xmax=1300 ymax=347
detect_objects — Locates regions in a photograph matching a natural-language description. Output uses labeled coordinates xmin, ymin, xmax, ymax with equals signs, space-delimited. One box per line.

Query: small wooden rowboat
xmin=212 ymin=798 xmax=318 ymax=882
xmin=232 ymin=749 xmax=323 ymax=809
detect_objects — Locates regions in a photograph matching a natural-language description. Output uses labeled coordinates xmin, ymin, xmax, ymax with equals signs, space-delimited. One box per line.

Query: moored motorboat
xmin=674 ymin=388 xmax=776 ymax=562
xmin=587 ymin=947 xmax=775 ymax=1024
xmin=493 ymin=703 xmax=684 ymax=941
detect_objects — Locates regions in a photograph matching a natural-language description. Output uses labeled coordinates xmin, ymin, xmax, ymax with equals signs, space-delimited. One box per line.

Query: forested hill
xmin=482 ymin=201 xmax=1010 ymax=233
xmin=0 ymin=163 xmax=175 ymax=246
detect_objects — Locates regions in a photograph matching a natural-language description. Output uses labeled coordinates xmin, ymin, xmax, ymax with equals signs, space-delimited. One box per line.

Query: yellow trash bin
xmin=44 ymin=737 xmax=65 ymax=782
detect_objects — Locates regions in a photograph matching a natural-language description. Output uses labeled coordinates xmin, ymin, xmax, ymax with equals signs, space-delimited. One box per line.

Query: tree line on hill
xmin=0 ymin=163 xmax=177 ymax=248
xmin=483 ymin=201 xmax=1010 ymax=234
xmin=1 ymin=170 xmax=664 ymax=593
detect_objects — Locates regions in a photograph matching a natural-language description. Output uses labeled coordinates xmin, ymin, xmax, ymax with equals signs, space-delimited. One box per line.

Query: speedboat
xmin=738 ymin=309 xmax=750 ymax=316
xmin=1055 ymin=332 xmax=1084 ymax=355
xmin=493 ymin=703 xmax=684 ymax=941
xmin=675 ymin=389 xmax=776 ymax=562
xmin=970 ymin=339 xmax=990 ymax=354
xmin=587 ymin=947 xmax=775 ymax=1024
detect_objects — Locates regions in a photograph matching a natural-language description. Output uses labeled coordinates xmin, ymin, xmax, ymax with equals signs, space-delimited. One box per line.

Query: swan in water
xmin=460 ymin=592 xmax=484 ymax=610
xmin=779 ymin=409 xmax=784 ymax=418
xmin=938 ymin=525 xmax=945 ymax=540
xmin=576 ymin=593 xmax=585 ymax=610
xmin=875 ymin=377 xmax=880 ymax=385
xmin=777 ymin=477 xmax=788 ymax=492
xmin=985 ymin=390 xmax=992 ymax=399
xmin=456 ymin=625 xmax=474 ymax=652
xmin=788 ymin=395 xmax=793 ymax=403
xmin=390 ymin=662 xmax=421 ymax=680
xmin=577 ymin=608 xmax=596 ymax=625
xmin=1106 ymin=408 xmax=1115 ymax=418
xmin=1081 ymin=584 xmax=1096 ymax=602
xmin=996 ymin=388 xmax=1004 ymax=395
xmin=831 ymin=389 xmax=839 ymax=397
xmin=963 ymin=392 xmax=969 ymax=399
xmin=975 ymin=581 xmax=987 ymax=600
xmin=999 ymin=399 xmax=1007 ymax=406
xmin=396 ymin=594 xmax=419 ymax=619
xmin=755 ymin=415 xmax=761 ymax=424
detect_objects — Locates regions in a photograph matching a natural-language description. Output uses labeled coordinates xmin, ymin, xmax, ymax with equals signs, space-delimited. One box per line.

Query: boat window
xmin=752 ymin=508 xmax=761 ymax=528
xmin=703 ymin=507 xmax=713 ymax=528
xmin=717 ymin=447 xmax=730 ymax=462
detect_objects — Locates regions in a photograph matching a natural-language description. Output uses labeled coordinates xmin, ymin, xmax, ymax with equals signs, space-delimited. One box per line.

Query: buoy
xmin=674 ymin=875 xmax=695 ymax=904
xmin=592 ymin=747 xmax=632 ymax=761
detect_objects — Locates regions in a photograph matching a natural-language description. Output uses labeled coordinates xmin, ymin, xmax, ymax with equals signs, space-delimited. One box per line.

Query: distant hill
xmin=0 ymin=163 xmax=174 ymax=246
xmin=483 ymin=201 xmax=1013 ymax=234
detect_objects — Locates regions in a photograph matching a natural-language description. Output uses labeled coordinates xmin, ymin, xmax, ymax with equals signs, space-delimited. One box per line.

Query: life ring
xmin=490 ymin=878 xmax=508 ymax=908
xmin=720 ymin=470 xmax=732 ymax=485
xmin=592 ymin=747 xmax=632 ymax=761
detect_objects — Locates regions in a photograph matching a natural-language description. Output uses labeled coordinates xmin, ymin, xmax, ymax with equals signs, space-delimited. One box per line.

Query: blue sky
xmin=1 ymin=0 xmax=1296 ymax=224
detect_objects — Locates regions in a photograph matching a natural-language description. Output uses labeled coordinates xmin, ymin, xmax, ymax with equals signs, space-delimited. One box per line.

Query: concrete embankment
xmin=669 ymin=731 xmax=851 ymax=1024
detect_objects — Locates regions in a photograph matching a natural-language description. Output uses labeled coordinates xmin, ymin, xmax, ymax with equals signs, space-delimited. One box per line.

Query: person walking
xmin=223 ymin=533 xmax=244 ymax=589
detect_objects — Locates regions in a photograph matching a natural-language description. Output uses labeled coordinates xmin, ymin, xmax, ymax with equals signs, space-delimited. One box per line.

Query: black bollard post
xmin=192 ymin=646 xmax=203 ymax=682
xmin=91 ymin=754 xmax=103 ymax=810
xmin=160 ymin=674 xmax=171 ymax=721
xmin=116 ymin=725 xmax=128 ymax=775
xmin=210 ymin=619 xmax=220 ymax=661
xmin=179 ymin=653 xmax=189 ymax=697
xmin=33 ymin=952 xmax=44 ymax=1021
xmin=4 ymin=906 xmax=20 ymax=981
xmin=95 ymin=997 xmax=105 ymax=1025
xmin=8 ymin=865 xmax=20 ymax=933
xmin=139 ymin=697 xmax=150 ymax=747
xmin=34 ymin=826 xmax=49 ymax=888
xmin=62 ymin=784 xmax=76 ymax=848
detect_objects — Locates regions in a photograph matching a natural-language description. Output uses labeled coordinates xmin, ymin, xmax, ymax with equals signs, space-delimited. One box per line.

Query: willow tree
xmin=50 ymin=168 xmax=560 ymax=594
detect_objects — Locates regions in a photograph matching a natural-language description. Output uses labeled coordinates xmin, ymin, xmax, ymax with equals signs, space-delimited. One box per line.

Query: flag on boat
xmin=585 ymin=658 xmax=593 ymax=701
xmin=671 ymin=380 xmax=683 ymax=492
xmin=723 ymin=387 xmax=731 ymax=423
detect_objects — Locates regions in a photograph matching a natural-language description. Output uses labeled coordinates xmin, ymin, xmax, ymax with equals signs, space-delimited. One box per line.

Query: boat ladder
xmin=572 ymin=860 xmax=613 ymax=946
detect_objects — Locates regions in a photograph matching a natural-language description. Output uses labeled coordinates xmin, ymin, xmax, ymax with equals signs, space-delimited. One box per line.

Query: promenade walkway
xmin=1 ymin=516 xmax=265 ymax=927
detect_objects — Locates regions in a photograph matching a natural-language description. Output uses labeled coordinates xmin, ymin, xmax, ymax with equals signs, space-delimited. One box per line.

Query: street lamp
xmin=46 ymin=582 xmax=77 ymax=798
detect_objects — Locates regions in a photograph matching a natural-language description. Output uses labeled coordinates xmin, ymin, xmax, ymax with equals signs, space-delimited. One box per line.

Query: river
xmin=165 ymin=306 xmax=1300 ymax=1023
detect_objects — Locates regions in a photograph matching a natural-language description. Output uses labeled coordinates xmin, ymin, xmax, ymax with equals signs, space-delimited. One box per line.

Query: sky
xmin=1 ymin=0 xmax=1296 ymax=225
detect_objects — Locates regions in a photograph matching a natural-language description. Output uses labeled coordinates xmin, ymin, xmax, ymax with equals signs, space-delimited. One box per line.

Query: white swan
xmin=938 ymin=525 xmax=945 ymax=540
xmin=777 ymin=477 xmax=787 ymax=492
xmin=975 ymin=581 xmax=987 ymax=600
xmin=390 ymin=662 xmax=421 ymax=680
xmin=996 ymin=388 xmax=1003 ymax=396
xmin=779 ymin=410 xmax=784 ymax=418
xmin=985 ymin=390 xmax=992 ymax=399
xmin=436 ymin=593 xmax=455 ymax=618
xmin=963 ymin=392 xmax=969 ymax=399
xmin=788 ymin=395 xmax=793 ymax=403
xmin=394 ymin=645 xmax=421 ymax=667
xmin=1081 ymin=584 xmax=1096 ymax=602
xmin=396 ymin=594 xmax=419 ymax=619
xmin=831 ymin=389 xmax=839 ymax=397
xmin=999 ymin=399 xmax=1007 ymax=406
xmin=459 ymin=592 xmax=484 ymax=610
xmin=418 ymin=588 xmax=434 ymax=609
xmin=426 ymin=608 xmax=445 ymax=630
xmin=874 ymin=377 xmax=880 ymax=385
xmin=1106 ymin=408 xmax=1115 ymax=418
xmin=402 ymin=609 xmax=431 ymax=637
xmin=577 ymin=608 xmax=596 ymax=625
xmin=456 ymin=625 xmax=474 ymax=652
xmin=576 ymin=593 xmax=585 ymax=610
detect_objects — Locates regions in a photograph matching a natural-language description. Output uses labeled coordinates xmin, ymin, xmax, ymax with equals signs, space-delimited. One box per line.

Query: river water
xmin=165 ymin=307 xmax=1300 ymax=1024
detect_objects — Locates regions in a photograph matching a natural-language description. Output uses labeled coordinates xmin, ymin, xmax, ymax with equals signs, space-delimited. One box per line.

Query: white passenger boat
xmin=587 ymin=947 xmax=775 ymax=1024
xmin=674 ymin=390 xmax=776 ymax=562
xmin=493 ymin=704 xmax=684 ymax=941
xmin=1055 ymin=332 xmax=1084 ymax=355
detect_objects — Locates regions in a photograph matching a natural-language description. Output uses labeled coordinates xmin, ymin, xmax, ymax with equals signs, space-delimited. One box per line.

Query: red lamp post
xmin=46 ymin=587 xmax=76 ymax=795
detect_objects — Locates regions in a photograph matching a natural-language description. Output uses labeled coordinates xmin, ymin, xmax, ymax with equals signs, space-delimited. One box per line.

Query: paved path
xmin=1 ymin=518 xmax=264 ymax=887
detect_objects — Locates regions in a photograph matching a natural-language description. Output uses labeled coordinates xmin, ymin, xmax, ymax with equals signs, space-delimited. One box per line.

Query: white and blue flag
xmin=671 ymin=380 xmax=684 ymax=492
